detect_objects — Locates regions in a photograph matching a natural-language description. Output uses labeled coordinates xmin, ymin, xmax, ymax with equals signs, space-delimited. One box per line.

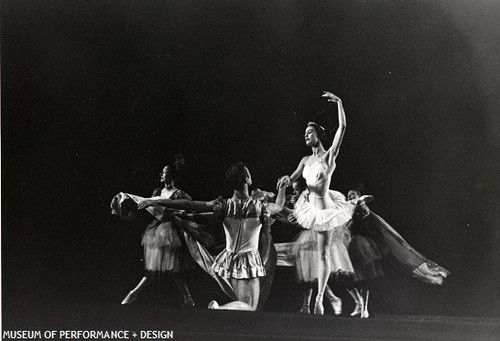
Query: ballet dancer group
xmin=111 ymin=91 xmax=449 ymax=316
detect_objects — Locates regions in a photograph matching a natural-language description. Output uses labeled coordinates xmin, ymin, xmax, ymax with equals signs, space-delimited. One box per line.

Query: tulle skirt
xmin=142 ymin=220 xmax=194 ymax=273
xmin=294 ymin=190 xmax=356 ymax=232
xmin=292 ymin=229 xmax=354 ymax=283
xmin=349 ymin=235 xmax=384 ymax=283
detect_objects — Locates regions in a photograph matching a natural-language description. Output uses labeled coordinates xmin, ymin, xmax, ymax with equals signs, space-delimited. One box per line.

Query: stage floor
xmin=4 ymin=302 xmax=500 ymax=340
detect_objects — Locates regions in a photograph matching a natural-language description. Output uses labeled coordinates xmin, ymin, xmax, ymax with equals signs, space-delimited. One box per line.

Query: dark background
xmin=2 ymin=0 xmax=499 ymax=323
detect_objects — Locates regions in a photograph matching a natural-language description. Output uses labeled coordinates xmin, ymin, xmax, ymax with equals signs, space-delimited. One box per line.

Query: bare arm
xmin=267 ymin=186 xmax=287 ymax=215
xmin=137 ymin=196 xmax=220 ymax=212
xmin=276 ymin=156 xmax=307 ymax=189
xmin=322 ymin=91 xmax=346 ymax=167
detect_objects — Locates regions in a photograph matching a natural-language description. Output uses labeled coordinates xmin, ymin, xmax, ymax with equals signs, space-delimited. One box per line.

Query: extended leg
xmin=121 ymin=275 xmax=153 ymax=305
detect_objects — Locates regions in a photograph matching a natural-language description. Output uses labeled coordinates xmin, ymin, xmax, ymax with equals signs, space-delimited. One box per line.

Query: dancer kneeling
xmin=138 ymin=162 xmax=285 ymax=311
xmin=277 ymin=91 xmax=372 ymax=315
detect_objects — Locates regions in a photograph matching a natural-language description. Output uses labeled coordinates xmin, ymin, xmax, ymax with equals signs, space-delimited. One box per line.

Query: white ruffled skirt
xmin=212 ymin=249 xmax=266 ymax=279
xmin=293 ymin=190 xmax=356 ymax=232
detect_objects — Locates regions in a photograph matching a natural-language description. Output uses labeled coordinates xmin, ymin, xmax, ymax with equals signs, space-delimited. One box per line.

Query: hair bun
xmin=307 ymin=122 xmax=326 ymax=132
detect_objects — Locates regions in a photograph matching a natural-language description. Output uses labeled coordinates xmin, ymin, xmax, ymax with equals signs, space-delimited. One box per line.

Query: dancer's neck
xmin=164 ymin=183 xmax=176 ymax=190
xmin=232 ymin=186 xmax=250 ymax=200
xmin=311 ymin=145 xmax=326 ymax=157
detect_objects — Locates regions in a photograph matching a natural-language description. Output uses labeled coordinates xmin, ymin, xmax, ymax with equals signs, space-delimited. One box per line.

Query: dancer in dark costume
xmin=346 ymin=185 xmax=450 ymax=318
xmin=120 ymin=159 xmax=198 ymax=307
xmin=137 ymin=162 xmax=286 ymax=311
xmin=276 ymin=91 xmax=372 ymax=315
xmin=346 ymin=186 xmax=384 ymax=318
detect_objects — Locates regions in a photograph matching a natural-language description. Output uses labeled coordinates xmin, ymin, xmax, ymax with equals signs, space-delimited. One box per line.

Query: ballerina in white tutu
xmin=277 ymin=91 xmax=372 ymax=315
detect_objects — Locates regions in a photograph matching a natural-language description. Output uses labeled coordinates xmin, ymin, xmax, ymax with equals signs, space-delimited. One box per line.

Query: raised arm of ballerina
xmin=321 ymin=91 xmax=346 ymax=168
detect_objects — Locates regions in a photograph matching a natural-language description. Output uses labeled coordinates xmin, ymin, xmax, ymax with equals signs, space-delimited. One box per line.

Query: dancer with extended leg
xmin=345 ymin=184 xmax=450 ymax=318
xmin=277 ymin=91 xmax=372 ymax=315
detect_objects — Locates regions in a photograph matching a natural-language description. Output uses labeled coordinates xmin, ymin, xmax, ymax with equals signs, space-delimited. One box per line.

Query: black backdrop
xmin=2 ymin=0 xmax=499 ymax=319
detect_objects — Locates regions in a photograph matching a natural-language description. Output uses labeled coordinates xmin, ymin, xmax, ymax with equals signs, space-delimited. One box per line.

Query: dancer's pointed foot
xmin=121 ymin=291 xmax=138 ymax=305
xmin=329 ymin=298 xmax=342 ymax=316
xmin=208 ymin=300 xmax=219 ymax=309
xmin=361 ymin=308 xmax=370 ymax=319
xmin=350 ymin=299 xmax=363 ymax=317
xmin=298 ymin=304 xmax=310 ymax=314
xmin=314 ymin=294 xmax=324 ymax=315
xmin=180 ymin=298 xmax=195 ymax=308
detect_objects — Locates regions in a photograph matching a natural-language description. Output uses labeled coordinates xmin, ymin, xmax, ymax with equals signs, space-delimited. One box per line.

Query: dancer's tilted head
xmin=292 ymin=178 xmax=307 ymax=196
xmin=225 ymin=162 xmax=252 ymax=190
xmin=304 ymin=122 xmax=327 ymax=147
xmin=160 ymin=154 xmax=185 ymax=185
xmin=160 ymin=165 xmax=175 ymax=184
xmin=347 ymin=183 xmax=365 ymax=201
xmin=347 ymin=189 xmax=361 ymax=201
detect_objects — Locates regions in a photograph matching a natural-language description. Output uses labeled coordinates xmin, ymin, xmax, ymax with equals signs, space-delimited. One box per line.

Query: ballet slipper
xmin=208 ymin=300 xmax=219 ymax=309
xmin=298 ymin=304 xmax=311 ymax=314
xmin=314 ymin=293 xmax=324 ymax=315
xmin=329 ymin=298 xmax=342 ymax=316
xmin=121 ymin=291 xmax=138 ymax=305
xmin=361 ymin=290 xmax=370 ymax=318
xmin=350 ymin=298 xmax=364 ymax=317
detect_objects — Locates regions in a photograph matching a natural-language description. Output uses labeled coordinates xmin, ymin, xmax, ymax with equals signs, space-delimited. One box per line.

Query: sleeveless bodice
xmin=302 ymin=159 xmax=335 ymax=199
xmin=220 ymin=198 xmax=265 ymax=253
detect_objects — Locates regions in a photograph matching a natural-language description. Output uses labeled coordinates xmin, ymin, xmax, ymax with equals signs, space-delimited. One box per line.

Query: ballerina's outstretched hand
xmin=322 ymin=91 xmax=342 ymax=102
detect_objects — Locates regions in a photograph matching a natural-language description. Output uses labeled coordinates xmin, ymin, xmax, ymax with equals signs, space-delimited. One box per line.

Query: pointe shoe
xmin=314 ymin=294 xmax=324 ymax=315
xmin=361 ymin=308 xmax=370 ymax=319
xmin=208 ymin=300 xmax=219 ymax=309
xmin=181 ymin=299 xmax=195 ymax=308
xmin=329 ymin=298 xmax=342 ymax=316
xmin=298 ymin=304 xmax=311 ymax=314
xmin=121 ymin=291 xmax=138 ymax=305
xmin=350 ymin=300 xmax=363 ymax=317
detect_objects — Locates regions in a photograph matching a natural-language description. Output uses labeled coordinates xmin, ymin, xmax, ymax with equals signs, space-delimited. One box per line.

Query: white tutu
xmin=293 ymin=190 xmax=356 ymax=232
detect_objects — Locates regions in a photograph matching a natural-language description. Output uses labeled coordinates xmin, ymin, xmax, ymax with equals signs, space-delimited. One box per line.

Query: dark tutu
xmin=349 ymin=235 xmax=384 ymax=283
xmin=142 ymin=220 xmax=196 ymax=274
xmin=362 ymin=212 xmax=450 ymax=285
